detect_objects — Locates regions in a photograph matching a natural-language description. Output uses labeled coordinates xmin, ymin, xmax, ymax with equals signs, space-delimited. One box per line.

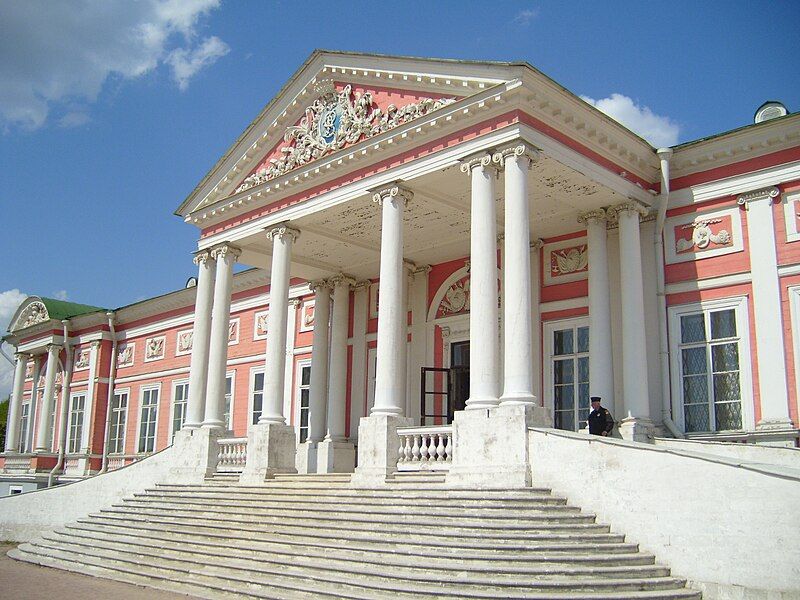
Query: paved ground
xmin=0 ymin=544 xmax=196 ymax=599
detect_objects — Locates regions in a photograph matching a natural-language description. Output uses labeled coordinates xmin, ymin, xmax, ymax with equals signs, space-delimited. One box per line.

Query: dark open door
xmin=420 ymin=367 xmax=450 ymax=425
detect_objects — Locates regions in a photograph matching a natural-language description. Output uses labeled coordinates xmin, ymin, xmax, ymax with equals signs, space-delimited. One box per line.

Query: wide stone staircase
xmin=9 ymin=473 xmax=701 ymax=599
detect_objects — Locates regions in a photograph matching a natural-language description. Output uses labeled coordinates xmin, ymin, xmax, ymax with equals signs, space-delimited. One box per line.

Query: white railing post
xmin=216 ymin=437 xmax=248 ymax=473
xmin=396 ymin=426 xmax=453 ymax=471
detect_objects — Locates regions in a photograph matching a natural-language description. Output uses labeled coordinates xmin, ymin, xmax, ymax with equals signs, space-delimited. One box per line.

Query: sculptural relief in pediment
xmin=13 ymin=301 xmax=49 ymax=331
xmin=235 ymin=80 xmax=456 ymax=194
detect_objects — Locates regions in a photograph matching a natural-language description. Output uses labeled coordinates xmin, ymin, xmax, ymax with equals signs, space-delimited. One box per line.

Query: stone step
xmin=123 ymin=495 xmax=580 ymax=518
xmin=81 ymin=513 xmax=633 ymax=552
xmin=62 ymin=522 xmax=658 ymax=569
xmin=25 ymin=537 xmax=693 ymax=595
xmin=11 ymin=543 xmax=701 ymax=599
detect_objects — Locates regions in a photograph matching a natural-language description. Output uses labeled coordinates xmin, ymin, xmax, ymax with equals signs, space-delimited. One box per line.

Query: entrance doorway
xmin=420 ymin=341 xmax=470 ymax=425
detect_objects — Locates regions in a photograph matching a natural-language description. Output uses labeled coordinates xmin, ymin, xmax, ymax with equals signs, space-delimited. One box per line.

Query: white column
xmin=307 ymin=280 xmax=332 ymax=443
xmin=202 ymin=243 xmax=240 ymax=429
xmin=260 ymin=225 xmax=300 ymax=424
xmin=185 ymin=250 xmax=216 ymax=429
xmin=530 ymin=241 xmax=543 ymax=403
xmin=495 ymin=145 xmax=538 ymax=406
xmin=5 ymin=353 xmax=29 ymax=452
xmin=283 ymin=299 xmax=301 ymax=421
xmin=580 ymin=209 xmax=615 ymax=404
xmin=738 ymin=187 xmax=794 ymax=430
xmin=349 ymin=281 xmax=370 ymax=437
xmin=327 ymin=274 xmax=354 ymax=441
xmin=371 ymin=184 xmax=412 ymax=416
xmin=611 ymin=201 xmax=652 ymax=441
xmin=35 ymin=344 xmax=61 ymax=452
xmin=461 ymin=153 xmax=500 ymax=409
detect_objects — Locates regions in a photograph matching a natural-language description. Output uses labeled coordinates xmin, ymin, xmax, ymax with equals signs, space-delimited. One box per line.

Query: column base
xmin=499 ymin=392 xmax=538 ymax=406
xmin=755 ymin=418 xmax=798 ymax=447
xmin=239 ymin=422 xmax=297 ymax=484
xmin=317 ymin=439 xmax=355 ymax=474
xmin=465 ymin=396 xmax=500 ymax=410
xmin=351 ymin=414 xmax=412 ymax=487
xmin=618 ymin=416 xmax=655 ymax=443
xmin=446 ymin=404 xmax=550 ymax=489
xmin=295 ymin=441 xmax=317 ymax=474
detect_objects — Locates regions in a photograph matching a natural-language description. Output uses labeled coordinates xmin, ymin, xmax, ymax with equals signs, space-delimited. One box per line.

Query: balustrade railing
xmin=397 ymin=426 xmax=453 ymax=471
xmin=217 ymin=437 xmax=248 ymax=472
xmin=2 ymin=453 xmax=32 ymax=473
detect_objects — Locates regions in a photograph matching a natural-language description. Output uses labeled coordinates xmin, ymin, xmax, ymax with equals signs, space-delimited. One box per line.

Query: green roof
xmin=37 ymin=297 xmax=107 ymax=321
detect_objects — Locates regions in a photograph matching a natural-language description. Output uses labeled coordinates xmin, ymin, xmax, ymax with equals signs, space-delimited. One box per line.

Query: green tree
xmin=0 ymin=396 xmax=8 ymax=450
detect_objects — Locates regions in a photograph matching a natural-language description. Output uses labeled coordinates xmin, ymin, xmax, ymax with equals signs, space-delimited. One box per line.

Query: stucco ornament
xmin=676 ymin=219 xmax=731 ymax=252
xmin=146 ymin=337 xmax=165 ymax=360
xmin=17 ymin=301 xmax=49 ymax=329
xmin=177 ymin=331 xmax=193 ymax=353
xmin=551 ymin=246 xmax=588 ymax=275
xmin=74 ymin=349 xmax=91 ymax=370
xmin=236 ymin=81 xmax=455 ymax=193
xmin=440 ymin=279 xmax=470 ymax=316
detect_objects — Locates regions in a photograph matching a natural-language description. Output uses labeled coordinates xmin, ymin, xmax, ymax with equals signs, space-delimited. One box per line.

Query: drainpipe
xmin=654 ymin=148 xmax=684 ymax=439
xmin=99 ymin=312 xmax=117 ymax=474
xmin=0 ymin=340 xmax=15 ymax=365
xmin=48 ymin=320 xmax=73 ymax=487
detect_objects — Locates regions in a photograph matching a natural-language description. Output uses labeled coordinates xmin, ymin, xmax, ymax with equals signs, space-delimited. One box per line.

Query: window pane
xmin=554 ymin=329 xmax=573 ymax=356
xmin=301 ymin=366 xmax=311 ymax=386
xmin=715 ymin=401 xmax=742 ymax=431
xmin=554 ymin=359 xmax=574 ymax=385
xmin=713 ymin=372 xmax=741 ymax=404
xmin=683 ymin=375 xmax=708 ymax=404
xmin=577 ymin=357 xmax=589 ymax=383
xmin=300 ymin=409 xmax=309 ymax=428
xmin=681 ymin=347 xmax=707 ymax=376
xmin=577 ymin=327 xmax=589 ymax=353
xmin=300 ymin=388 xmax=310 ymax=408
xmin=712 ymin=343 xmax=739 ymax=373
xmin=554 ymin=410 xmax=573 ymax=431
xmin=684 ymin=403 xmax=710 ymax=432
xmin=555 ymin=384 xmax=574 ymax=410
xmin=681 ymin=314 xmax=706 ymax=343
xmin=710 ymin=309 xmax=736 ymax=340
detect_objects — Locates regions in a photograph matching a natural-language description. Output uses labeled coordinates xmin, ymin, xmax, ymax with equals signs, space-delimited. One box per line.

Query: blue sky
xmin=1 ymin=0 xmax=799 ymax=388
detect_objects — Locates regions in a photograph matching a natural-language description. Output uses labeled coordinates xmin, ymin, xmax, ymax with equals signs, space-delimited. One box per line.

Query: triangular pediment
xmin=177 ymin=51 xmax=519 ymax=217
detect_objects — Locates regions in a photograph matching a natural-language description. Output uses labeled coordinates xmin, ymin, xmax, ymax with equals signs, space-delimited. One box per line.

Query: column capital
xmin=46 ymin=343 xmax=62 ymax=354
xmin=289 ymin=298 xmax=302 ymax=307
xmin=309 ymin=279 xmax=333 ymax=292
xmin=530 ymin=238 xmax=544 ymax=251
xmin=577 ymin=208 xmax=609 ymax=225
xmin=410 ymin=264 xmax=432 ymax=276
xmin=459 ymin=151 xmax=498 ymax=176
xmin=192 ymin=249 xmax=214 ymax=266
xmin=90 ymin=340 xmax=102 ymax=349
xmin=353 ymin=279 xmax=372 ymax=292
xmin=266 ymin=224 xmax=300 ymax=243
xmin=608 ymin=200 xmax=650 ymax=221
xmin=372 ymin=183 xmax=413 ymax=206
xmin=329 ymin=273 xmax=357 ymax=288
xmin=492 ymin=143 xmax=540 ymax=168
xmin=210 ymin=243 xmax=242 ymax=262
xmin=737 ymin=186 xmax=780 ymax=209
xmin=14 ymin=352 xmax=30 ymax=362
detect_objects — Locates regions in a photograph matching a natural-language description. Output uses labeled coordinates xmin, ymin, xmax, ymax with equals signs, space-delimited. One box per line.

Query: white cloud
xmin=167 ymin=35 xmax=230 ymax=91
xmin=514 ymin=8 xmax=538 ymax=25
xmin=0 ymin=289 xmax=28 ymax=400
xmin=53 ymin=290 xmax=69 ymax=301
xmin=58 ymin=111 xmax=91 ymax=128
xmin=580 ymin=93 xmax=680 ymax=147
xmin=0 ymin=0 xmax=228 ymax=130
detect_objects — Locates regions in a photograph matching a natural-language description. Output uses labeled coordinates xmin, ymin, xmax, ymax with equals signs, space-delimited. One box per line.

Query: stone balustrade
xmin=217 ymin=437 xmax=248 ymax=472
xmin=397 ymin=426 xmax=453 ymax=471
xmin=1 ymin=454 xmax=32 ymax=474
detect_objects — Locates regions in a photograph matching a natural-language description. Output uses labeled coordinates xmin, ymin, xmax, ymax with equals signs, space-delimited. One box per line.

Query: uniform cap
xmin=590 ymin=396 xmax=602 ymax=403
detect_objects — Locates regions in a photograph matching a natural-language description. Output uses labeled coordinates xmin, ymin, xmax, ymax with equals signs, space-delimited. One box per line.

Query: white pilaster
xmin=611 ymin=201 xmax=653 ymax=442
xmin=34 ymin=344 xmax=61 ymax=452
xmin=79 ymin=340 xmax=101 ymax=454
xmin=260 ymin=225 xmax=300 ymax=424
xmin=738 ymin=187 xmax=794 ymax=430
xmin=580 ymin=209 xmax=615 ymax=404
xmin=530 ymin=241 xmax=543 ymax=403
xmin=185 ymin=249 xmax=216 ymax=429
xmin=407 ymin=266 xmax=430 ymax=424
xmin=371 ymin=184 xmax=412 ymax=417
xmin=26 ymin=359 xmax=41 ymax=453
xmin=307 ymin=280 xmax=332 ymax=444
xmin=283 ymin=299 xmax=300 ymax=422
xmin=349 ymin=281 xmax=370 ymax=439
xmin=327 ymin=274 xmax=354 ymax=441
xmin=202 ymin=243 xmax=240 ymax=429
xmin=5 ymin=353 xmax=29 ymax=453
xmin=461 ymin=153 xmax=500 ymax=409
xmin=495 ymin=144 xmax=538 ymax=406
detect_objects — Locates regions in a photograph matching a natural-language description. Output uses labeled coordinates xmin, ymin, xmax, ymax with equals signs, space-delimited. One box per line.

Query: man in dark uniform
xmin=588 ymin=396 xmax=614 ymax=436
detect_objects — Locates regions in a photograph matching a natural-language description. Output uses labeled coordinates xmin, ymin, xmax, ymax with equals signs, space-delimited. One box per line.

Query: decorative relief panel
xmin=235 ymin=81 xmax=455 ymax=193
xmin=13 ymin=301 xmax=49 ymax=331
xmin=117 ymin=344 xmax=134 ymax=368
xmin=25 ymin=363 xmax=34 ymax=380
xmin=543 ymin=237 xmax=589 ymax=286
xmin=74 ymin=348 xmax=91 ymax=371
xmin=254 ymin=310 xmax=269 ymax=340
xmin=228 ymin=318 xmax=240 ymax=345
xmin=369 ymin=283 xmax=379 ymax=320
xmin=300 ymin=301 xmax=316 ymax=333
xmin=144 ymin=336 xmax=165 ymax=362
xmin=664 ymin=207 xmax=743 ymax=264
xmin=176 ymin=329 xmax=193 ymax=356
xmin=782 ymin=190 xmax=800 ymax=243
xmin=437 ymin=276 xmax=470 ymax=318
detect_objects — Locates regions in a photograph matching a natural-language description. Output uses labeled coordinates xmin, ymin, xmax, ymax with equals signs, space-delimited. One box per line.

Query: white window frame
xmin=171 ymin=379 xmax=189 ymax=442
xmin=18 ymin=398 xmax=30 ymax=453
xmin=136 ymin=384 xmax=161 ymax=454
xmin=543 ymin=316 xmax=591 ymax=432
xmin=787 ymin=285 xmax=800 ymax=421
xmin=109 ymin=388 xmax=130 ymax=455
xmin=668 ymin=296 xmax=754 ymax=434
xmin=249 ymin=366 xmax=265 ymax=426
xmin=224 ymin=370 xmax=236 ymax=431
xmin=9 ymin=486 xmax=23 ymax=495
xmin=294 ymin=359 xmax=312 ymax=443
xmin=366 ymin=346 xmax=377 ymax=414
xmin=67 ymin=392 xmax=87 ymax=454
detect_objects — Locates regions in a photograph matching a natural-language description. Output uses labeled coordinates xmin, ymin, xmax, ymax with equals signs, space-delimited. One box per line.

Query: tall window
xmin=67 ymin=393 xmax=86 ymax=453
xmin=18 ymin=402 xmax=30 ymax=453
xmin=677 ymin=307 xmax=744 ymax=432
xmin=109 ymin=391 xmax=128 ymax=454
xmin=223 ymin=374 xmax=234 ymax=430
xmin=251 ymin=371 xmax=264 ymax=425
xmin=138 ymin=387 xmax=160 ymax=453
xmin=172 ymin=382 xmax=189 ymax=441
xmin=548 ymin=321 xmax=590 ymax=431
xmin=297 ymin=364 xmax=311 ymax=443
